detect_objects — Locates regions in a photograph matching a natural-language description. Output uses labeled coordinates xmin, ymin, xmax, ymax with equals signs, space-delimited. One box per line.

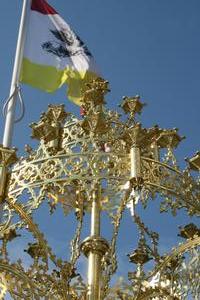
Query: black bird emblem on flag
xmin=42 ymin=29 xmax=93 ymax=58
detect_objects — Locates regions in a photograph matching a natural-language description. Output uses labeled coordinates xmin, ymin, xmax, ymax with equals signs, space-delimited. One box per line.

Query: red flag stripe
xmin=31 ymin=0 xmax=57 ymax=15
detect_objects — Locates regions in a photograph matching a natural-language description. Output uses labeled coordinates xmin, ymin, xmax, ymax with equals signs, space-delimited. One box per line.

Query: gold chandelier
xmin=0 ymin=78 xmax=199 ymax=299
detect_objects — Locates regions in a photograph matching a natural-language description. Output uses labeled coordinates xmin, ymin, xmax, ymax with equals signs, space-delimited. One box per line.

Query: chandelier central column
xmin=81 ymin=184 xmax=109 ymax=300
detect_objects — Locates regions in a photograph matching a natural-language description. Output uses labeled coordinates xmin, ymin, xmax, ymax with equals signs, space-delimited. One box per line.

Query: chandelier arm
xmin=69 ymin=197 xmax=84 ymax=275
xmin=145 ymin=181 xmax=200 ymax=216
xmin=0 ymin=207 xmax=12 ymax=235
xmin=135 ymin=286 xmax=179 ymax=300
xmin=145 ymin=181 xmax=181 ymax=196
xmin=5 ymin=199 xmax=58 ymax=267
xmin=132 ymin=211 xmax=160 ymax=260
xmin=141 ymin=157 xmax=182 ymax=175
xmin=141 ymin=157 xmax=200 ymax=215
xmin=101 ymin=186 xmax=133 ymax=298
xmin=0 ymin=262 xmax=39 ymax=299
xmin=147 ymin=235 xmax=200 ymax=281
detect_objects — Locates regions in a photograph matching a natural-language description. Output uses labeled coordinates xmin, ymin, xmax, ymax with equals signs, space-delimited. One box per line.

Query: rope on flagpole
xmin=2 ymin=85 xmax=25 ymax=123
xmin=15 ymin=85 xmax=25 ymax=123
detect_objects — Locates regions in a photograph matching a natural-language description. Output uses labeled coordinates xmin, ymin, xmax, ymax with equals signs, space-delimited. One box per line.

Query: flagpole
xmin=3 ymin=0 xmax=30 ymax=148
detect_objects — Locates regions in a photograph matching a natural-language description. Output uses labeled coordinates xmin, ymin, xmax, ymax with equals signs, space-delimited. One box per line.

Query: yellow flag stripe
xmin=20 ymin=58 xmax=98 ymax=105
xmin=20 ymin=58 xmax=66 ymax=92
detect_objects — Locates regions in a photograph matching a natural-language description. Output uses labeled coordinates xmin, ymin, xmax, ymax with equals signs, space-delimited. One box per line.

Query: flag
xmin=20 ymin=0 xmax=98 ymax=105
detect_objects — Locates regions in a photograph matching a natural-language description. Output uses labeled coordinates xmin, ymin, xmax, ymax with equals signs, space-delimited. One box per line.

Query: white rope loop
xmin=2 ymin=85 xmax=25 ymax=123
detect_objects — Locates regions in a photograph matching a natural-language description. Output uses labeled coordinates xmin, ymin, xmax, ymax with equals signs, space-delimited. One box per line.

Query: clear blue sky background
xmin=0 ymin=0 xmax=200 ymax=294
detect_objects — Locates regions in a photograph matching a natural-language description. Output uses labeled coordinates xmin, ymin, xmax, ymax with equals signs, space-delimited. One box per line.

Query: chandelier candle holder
xmin=0 ymin=78 xmax=199 ymax=299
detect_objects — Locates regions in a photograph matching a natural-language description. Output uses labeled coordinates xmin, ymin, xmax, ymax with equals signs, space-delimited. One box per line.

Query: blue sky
xmin=0 ymin=0 xmax=200 ymax=297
